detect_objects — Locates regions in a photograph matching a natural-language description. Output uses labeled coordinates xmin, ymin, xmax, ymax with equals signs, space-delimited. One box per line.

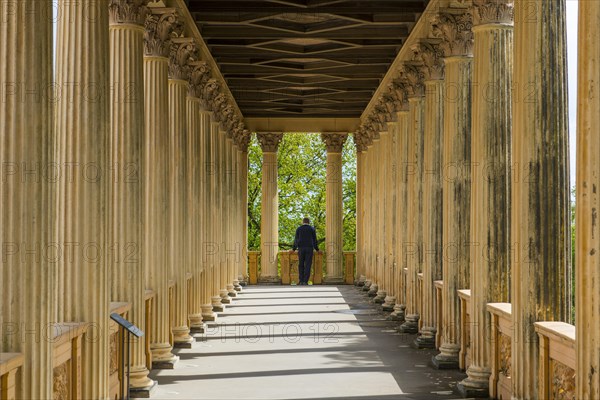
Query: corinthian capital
xmin=169 ymin=38 xmax=197 ymax=81
xmin=430 ymin=10 xmax=474 ymax=57
xmin=109 ymin=0 xmax=148 ymax=25
xmin=321 ymin=133 xmax=348 ymax=153
xmin=398 ymin=63 xmax=425 ymax=97
xmin=473 ymin=0 xmax=514 ymax=26
xmin=387 ymin=81 xmax=409 ymax=112
xmin=236 ymin=129 xmax=252 ymax=152
xmin=188 ymin=61 xmax=211 ymax=99
xmin=144 ymin=8 xmax=179 ymax=57
xmin=257 ymin=133 xmax=283 ymax=153
xmin=411 ymin=39 xmax=445 ymax=80
xmin=353 ymin=132 xmax=368 ymax=153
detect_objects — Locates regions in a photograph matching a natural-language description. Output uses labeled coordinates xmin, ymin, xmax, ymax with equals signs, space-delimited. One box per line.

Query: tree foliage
xmin=247 ymin=133 xmax=356 ymax=252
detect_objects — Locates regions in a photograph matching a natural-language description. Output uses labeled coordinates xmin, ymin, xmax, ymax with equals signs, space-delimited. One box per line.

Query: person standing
xmin=291 ymin=217 xmax=320 ymax=285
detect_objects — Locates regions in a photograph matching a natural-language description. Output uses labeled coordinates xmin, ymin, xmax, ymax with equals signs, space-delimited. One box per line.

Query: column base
xmin=258 ymin=275 xmax=281 ymax=284
xmin=399 ymin=313 xmax=419 ymax=334
xmin=227 ymin=284 xmax=237 ymax=297
xmin=373 ymin=290 xmax=387 ymax=304
xmin=130 ymin=380 xmax=158 ymax=398
xmin=457 ymin=366 xmax=491 ymax=398
xmin=355 ymin=275 xmax=366 ymax=286
xmin=362 ymin=280 xmax=372 ymax=291
xmin=413 ymin=326 xmax=436 ymax=349
xmin=387 ymin=304 xmax=406 ymax=322
xmin=220 ymin=289 xmax=232 ymax=304
xmin=323 ymin=277 xmax=344 ymax=285
xmin=212 ymin=296 xmax=225 ymax=312
xmin=189 ymin=313 xmax=204 ymax=330
xmin=172 ymin=325 xmax=193 ymax=349
xmin=382 ymin=296 xmax=396 ymax=311
xmin=432 ymin=343 xmax=461 ymax=369
xmin=190 ymin=322 xmax=207 ymax=334
xmin=150 ymin=342 xmax=179 ymax=370
xmin=367 ymin=284 xmax=378 ymax=297
xmin=202 ymin=304 xmax=217 ymax=322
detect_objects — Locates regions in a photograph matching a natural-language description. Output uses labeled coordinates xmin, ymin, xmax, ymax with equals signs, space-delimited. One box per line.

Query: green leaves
xmin=247 ymin=133 xmax=356 ymax=251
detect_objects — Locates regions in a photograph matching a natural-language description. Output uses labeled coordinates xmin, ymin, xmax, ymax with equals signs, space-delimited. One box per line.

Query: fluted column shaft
xmin=460 ymin=6 xmax=513 ymax=394
xmin=108 ymin=2 xmax=153 ymax=390
xmin=377 ymin=131 xmax=389 ymax=294
xmin=226 ymin=136 xmax=237 ymax=294
xmin=239 ymin=149 xmax=249 ymax=283
xmin=209 ymin=120 xmax=223 ymax=308
xmin=393 ymin=111 xmax=410 ymax=315
xmin=436 ymin=55 xmax=473 ymax=366
xmin=512 ymin=1 xmax=571 ymax=397
xmin=385 ymin=122 xmax=398 ymax=304
xmin=186 ymin=96 xmax=203 ymax=329
xmin=55 ymin=1 xmax=109 ymax=397
xmin=400 ymin=96 xmax=424 ymax=333
xmin=356 ymin=151 xmax=365 ymax=281
xmin=322 ymin=134 xmax=347 ymax=282
xmin=418 ymin=79 xmax=445 ymax=346
xmin=0 ymin=1 xmax=54 ymax=397
xmin=577 ymin=3 xmax=600 ymax=398
xmin=168 ymin=77 xmax=193 ymax=345
xmin=258 ymin=133 xmax=283 ymax=282
xmin=200 ymin=111 xmax=216 ymax=321
xmin=143 ymin=49 xmax=177 ymax=366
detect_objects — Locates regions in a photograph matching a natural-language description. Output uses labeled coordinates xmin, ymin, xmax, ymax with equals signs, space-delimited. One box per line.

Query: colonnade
xmin=256 ymin=132 xmax=348 ymax=283
xmin=1 ymin=0 xmax=249 ymax=397
xmin=355 ymin=0 xmax=597 ymax=398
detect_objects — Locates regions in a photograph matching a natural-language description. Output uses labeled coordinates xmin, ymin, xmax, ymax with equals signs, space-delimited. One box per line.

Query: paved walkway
xmin=150 ymin=286 xmax=468 ymax=400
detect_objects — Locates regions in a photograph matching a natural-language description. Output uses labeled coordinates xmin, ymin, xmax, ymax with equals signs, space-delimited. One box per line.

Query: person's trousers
xmin=298 ymin=247 xmax=314 ymax=284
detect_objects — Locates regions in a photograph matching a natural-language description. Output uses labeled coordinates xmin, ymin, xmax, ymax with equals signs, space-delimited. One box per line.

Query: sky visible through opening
xmin=51 ymin=1 xmax=580 ymax=183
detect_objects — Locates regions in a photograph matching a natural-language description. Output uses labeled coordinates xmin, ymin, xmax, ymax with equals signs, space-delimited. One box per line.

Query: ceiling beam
xmin=199 ymin=25 xmax=409 ymax=39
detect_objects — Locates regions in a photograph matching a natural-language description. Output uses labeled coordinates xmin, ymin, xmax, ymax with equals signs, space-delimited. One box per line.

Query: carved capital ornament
xmin=473 ymin=0 xmax=514 ymax=26
xmin=144 ymin=8 xmax=178 ymax=58
xmin=321 ymin=133 xmax=348 ymax=153
xmin=109 ymin=0 xmax=148 ymax=26
xmin=257 ymin=133 xmax=283 ymax=153
xmin=430 ymin=11 xmax=474 ymax=57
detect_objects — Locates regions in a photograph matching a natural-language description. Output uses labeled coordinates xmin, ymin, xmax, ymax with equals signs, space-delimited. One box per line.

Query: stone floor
xmin=149 ymin=286 xmax=470 ymax=400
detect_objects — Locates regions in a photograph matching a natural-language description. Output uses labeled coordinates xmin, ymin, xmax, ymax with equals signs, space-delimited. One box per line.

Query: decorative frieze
xmin=109 ymin=0 xmax=148 ymax=26
xmin=144 ymin=9 xmax=179 ymax=58
xmin=473 ymin=0 xmax=514 ymax=26
xmin=430 ymin=11 xmax=474 ymax=57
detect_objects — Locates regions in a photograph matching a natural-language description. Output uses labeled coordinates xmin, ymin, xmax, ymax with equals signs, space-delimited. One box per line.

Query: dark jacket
xmin=293 ymin=224 xmax=319 ymax=251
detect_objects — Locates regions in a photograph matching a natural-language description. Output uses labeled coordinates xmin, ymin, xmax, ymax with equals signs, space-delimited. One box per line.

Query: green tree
xmin=247 ymin=133 xmax=356 ymax=252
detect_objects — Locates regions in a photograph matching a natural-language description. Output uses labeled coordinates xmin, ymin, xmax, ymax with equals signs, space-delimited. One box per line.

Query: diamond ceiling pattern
xmin=188 ymin=0 xmax=428 ymax=117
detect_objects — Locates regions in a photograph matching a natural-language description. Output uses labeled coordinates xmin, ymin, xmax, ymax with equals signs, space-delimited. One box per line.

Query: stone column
xmin=374 ymin=127 xmax=389 ymax=303
xmin=200 ymin=107 xmax=217 ymax=321
xmin=209 ymin=120 xmax=224 ymax=312
xmin=458 ymin=1 xmax=513 ymax=396
xmin=187 ymin=62 xmax=210 ymax=333
xmin=355 ymin=144 xmax=366 ymax=285
xmin=413 ymin=39 xmax=445 ymax=349
xmin=168 ymin=38 xmax=195 ymax=348
xmin=0 ymin=1 xmax=54 ymax=397
xmin=217 ymin=128 xmax=231 ymax=305
xmin=391 ymin=109 xmax=410 ymax=321
xmin=238 ymin=133 xmax=251 ymax=287
xmin=54 ymin=1 xmax=110 ymax=397
xmin=367 ymin=133 xmax=381 ymax=297
xmin=143 ymin=7 xmax=178 ymax=368
xmin=224 ymin=133 xmax=237 ymax=298
xmin=512 ymin=1 xmax=571 ymax=397
xmin=257 ymin=133 xmax=283 ymax=283
xmin=577 ymin=2 xmax=600 ymax=398
xmin=431 ymin=9 xmax=474 ymax=369
xmin=400 ymin=91 xmax=425 ymax=334
xmin=321 ymin=133 xmax=348 ymax=283
xmin=383 ymin=121 xmax=398 ymax=311
xmin=108 ymin=0 xmax=154 ymax=392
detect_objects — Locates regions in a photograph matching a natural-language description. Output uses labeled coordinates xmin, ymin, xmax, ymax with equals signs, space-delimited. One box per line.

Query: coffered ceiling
xmin=188 ymin=0 xmax=428 ymax=118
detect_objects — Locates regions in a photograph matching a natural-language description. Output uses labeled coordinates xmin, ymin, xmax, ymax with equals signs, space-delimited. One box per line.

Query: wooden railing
xmin=0 ymin=353 xmax=23 ymax=400
xmin=534 ymin=322 xmax=576 ymax=400
xmin=52 ymin=322 xmax=88 ymax=400
xmin=488 ymin=303 xmax=512 ymax=400
xmin=458 ymin=289 xmax=471 ymax=371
